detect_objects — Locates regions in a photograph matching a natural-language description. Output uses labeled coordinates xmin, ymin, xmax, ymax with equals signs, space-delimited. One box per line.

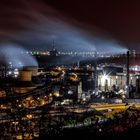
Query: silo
xmin=23 ymin=66 xmax=38 ymax=76
xmin=20 ymin=70 xmax=32 ymax=81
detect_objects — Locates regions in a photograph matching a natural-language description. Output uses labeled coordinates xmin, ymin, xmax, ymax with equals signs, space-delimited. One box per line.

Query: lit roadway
xmin=93 ymin=103 xmax=140 ymax=111
xmin=91 ymin=103 xmax=129 ymax=111
xmin=71 ymin=103 xmax=140 ymax=114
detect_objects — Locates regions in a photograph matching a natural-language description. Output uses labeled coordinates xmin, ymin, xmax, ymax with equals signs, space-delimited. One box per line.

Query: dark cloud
xmin=47 ymin=0 xmax=140 ymax=50
xmin=0 ymin=0 xmax=132 ymax=53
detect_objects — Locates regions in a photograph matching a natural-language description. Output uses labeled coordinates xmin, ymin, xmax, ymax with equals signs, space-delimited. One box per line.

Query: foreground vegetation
xmin=37 ymin=105 xmax=140 ymax=139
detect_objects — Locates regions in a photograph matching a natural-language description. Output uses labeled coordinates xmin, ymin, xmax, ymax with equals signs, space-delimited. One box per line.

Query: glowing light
xmin=122 ymin=95 xmax=126 ymax=99
xmin=54 ymin=91 xmax=60 ymax=97
xmin=101 ymin=74 xmax=110 ymax=86
xmin=14 ymin=71 xmax=19 ymax=75
xmin=8 ymin=71 xmax=12 ymax=75
xmin=26 ymin=114 xmax=33 ymax=119
xmin=15 ymin=68 xmax=18 ymax=71
xmin=68 ymin=90 xmax=73 ymax=95
xmin=49 ymin=93 xmax=52 ymax=97
xmin=12 ymin=121 xmax=18 ymax=125
xmin=102 ymin=74 xmax=108 ymax=80
xmin=69 ymin=73 xmax=79 ymax=81
xmin=135 ymin=67 xmax=138 ymax=71
xmin=101 ymin=96 xmax=105 ymax=99
xmin=41 ymin=100 xmax=45 ymax=105
xmin=100 ymin=70 xmax=112 ymax=87
xmin=83 ymin=97 xmax=86 ymax=101
xmin=14 ymin=75 xmax=18 ymax=78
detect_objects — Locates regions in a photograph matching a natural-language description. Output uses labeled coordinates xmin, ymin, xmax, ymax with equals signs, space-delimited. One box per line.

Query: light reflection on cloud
xmin=0 ymin=0 xmax=127 ymax=56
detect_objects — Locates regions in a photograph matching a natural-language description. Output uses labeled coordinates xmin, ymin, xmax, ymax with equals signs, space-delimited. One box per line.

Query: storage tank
xmin=20 ymin=70 xmax=32 ymax=81
xmin=23 ymin=66 xmax=38 ymax=76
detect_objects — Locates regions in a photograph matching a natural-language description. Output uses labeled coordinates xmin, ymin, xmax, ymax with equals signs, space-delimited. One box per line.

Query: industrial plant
xmin=0 ymin=48 xmax=140 ymax=139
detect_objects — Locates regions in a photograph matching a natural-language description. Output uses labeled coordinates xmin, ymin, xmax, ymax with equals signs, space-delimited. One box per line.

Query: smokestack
xmin=94 ymin=51 xmax=98 ymax=92
xmin=126 ymin=50 xmax=130 ymax=98
xmin=77 ymin=61 xmax=80 ymax=67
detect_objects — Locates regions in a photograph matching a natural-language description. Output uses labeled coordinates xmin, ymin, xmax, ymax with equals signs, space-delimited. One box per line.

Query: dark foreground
xmin=34 ymin=125 xmax=140 ymax=140
xmin=34 ymin=106 xmax=140 ymax=140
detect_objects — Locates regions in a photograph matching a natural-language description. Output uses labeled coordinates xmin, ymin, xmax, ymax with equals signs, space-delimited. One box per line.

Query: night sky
xmin=0 ymin=0 xmax=140 ymax=51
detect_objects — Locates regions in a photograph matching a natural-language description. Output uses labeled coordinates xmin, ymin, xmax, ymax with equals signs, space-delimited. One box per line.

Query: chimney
xmin=126 ymin=50 xmax=130 ymax=98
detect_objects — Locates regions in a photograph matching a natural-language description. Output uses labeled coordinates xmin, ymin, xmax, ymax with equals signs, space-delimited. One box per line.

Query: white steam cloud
xmin=0 ymin=44 xmax=38 ymax=68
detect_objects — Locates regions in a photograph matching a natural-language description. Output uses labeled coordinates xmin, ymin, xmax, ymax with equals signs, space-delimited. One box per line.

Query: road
xmin=91 ymin=103 xmax=140 ymax=111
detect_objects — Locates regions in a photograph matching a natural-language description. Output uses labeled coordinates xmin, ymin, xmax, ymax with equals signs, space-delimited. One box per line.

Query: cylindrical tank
xmin=20 ymin=70 xmax=32 ymax=81
xmin=23 ymin=66 xmax=38 ymax=76
xmin=136 ymin=78 xmax=140 ymax=93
